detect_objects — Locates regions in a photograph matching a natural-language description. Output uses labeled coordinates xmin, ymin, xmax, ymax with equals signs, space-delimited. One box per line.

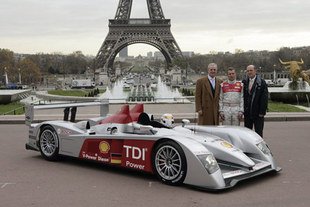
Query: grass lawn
xmin=268 ymin=101 xmax=306 ymax=112
xmin=48 ymin=89 xmax=90 ymax=97
xmin=48 ymin=88 xmax=106 ymax=97
xmin=131 ymin=65 xmax=148 ymax=73
xmin=0 ymin=102 xmax=25 ymax=115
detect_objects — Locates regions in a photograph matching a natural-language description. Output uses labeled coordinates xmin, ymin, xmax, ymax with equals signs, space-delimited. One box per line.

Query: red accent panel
xmin=99 ymin=103 xmax=145 ymax=124
xmin=79 ymin=138 xmax=155 ymax=173
xmin=99 ymin=105 xmax=132 ymax=124
xmin=222 ymin=82 xmax=242 ymax=93
xmin=130 ymin=104 xmax=144 ymax=122
xmin=130 ymin=103 xmax=144 ymax=113
xmin=110 ymin=139 xmax=123 ymax=154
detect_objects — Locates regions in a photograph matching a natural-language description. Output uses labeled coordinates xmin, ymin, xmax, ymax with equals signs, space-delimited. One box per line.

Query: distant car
xmin=276 ymin=78 xmax=290 ymax=86
xmin=25 ymin=102 xmax=281 ymax=190
xmin=265 ymin=79 xmax=274 ymax=86
xmin=6 ymin=83 xmax=23 ymax=89
xmin=71 ymin=79 xmax=95 ymax=89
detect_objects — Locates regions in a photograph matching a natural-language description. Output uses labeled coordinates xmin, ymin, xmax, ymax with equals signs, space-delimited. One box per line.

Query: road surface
xmin=1 ymin=122 xmax=309 ymax=207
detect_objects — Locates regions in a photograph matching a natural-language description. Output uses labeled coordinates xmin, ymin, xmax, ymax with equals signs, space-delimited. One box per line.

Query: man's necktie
xmin=211 ymin=79 xmax=215 ymax=89
xmin=249 ymin=79 xmax=254 ymax=91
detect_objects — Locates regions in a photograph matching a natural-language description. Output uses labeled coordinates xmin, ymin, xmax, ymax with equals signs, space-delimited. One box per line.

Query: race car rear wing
xmin=25 ymin=100 xmax=109 ymax=126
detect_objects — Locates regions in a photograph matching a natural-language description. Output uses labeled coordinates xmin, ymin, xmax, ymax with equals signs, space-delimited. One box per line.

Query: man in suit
xmin=195 ymin=63 xmax=222 ymax=125
xmin=243 ymin=65 xmax=268 ymax=137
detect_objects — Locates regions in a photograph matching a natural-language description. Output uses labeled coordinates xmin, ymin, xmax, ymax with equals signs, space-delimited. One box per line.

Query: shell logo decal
xmin=221 ymin=141 xmax=233 ymax=148
xmin=99 ymin=141 xmax=110 ymax=154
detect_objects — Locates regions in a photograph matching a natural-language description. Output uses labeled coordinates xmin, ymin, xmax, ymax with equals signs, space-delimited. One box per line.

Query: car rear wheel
xmin=39 ymin=125 xmax=59 ymax=161
xmin=152 ymin=141 xmax=187 ymax=185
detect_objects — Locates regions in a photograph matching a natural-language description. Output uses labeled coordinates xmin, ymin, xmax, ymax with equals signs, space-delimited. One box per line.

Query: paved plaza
xmin=0 ymin=121 xmax=309 ymax=207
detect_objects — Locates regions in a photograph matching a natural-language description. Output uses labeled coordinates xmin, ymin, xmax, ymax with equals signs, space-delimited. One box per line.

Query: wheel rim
xmin=40 ymin=129 xmax=57 ymax=157
xmin=155 ymin=145 xmax=182 ymax=180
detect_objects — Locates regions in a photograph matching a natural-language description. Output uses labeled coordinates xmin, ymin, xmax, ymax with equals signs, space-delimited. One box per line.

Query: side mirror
xmin=133 ymin=124 xmax=156 ymax=134
xmin=182 ymin=119 xmax=190 ymax=127
xmin=140 ymin=125 xmax=154 ymax=132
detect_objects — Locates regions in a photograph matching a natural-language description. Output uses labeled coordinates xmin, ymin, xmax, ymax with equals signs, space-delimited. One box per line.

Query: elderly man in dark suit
xmin=243 ymin=65 xmax=268 ymax=137
xmin=195 ymin=63 xmax=222 ymax=125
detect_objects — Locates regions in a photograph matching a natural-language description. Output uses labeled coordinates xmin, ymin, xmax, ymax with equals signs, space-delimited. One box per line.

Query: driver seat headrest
xmin=137 ymin=112 xmax=151 ymax=125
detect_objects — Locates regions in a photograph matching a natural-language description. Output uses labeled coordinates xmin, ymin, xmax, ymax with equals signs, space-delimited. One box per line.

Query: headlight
xmin=197 ymin=154 xmax=219 ymax=174
xmin=256 ymin=141 xmax=271 ymax=155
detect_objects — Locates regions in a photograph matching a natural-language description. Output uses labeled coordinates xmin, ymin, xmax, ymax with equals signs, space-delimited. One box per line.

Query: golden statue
xmin=279 ymin=58 xmax=310 ymax=84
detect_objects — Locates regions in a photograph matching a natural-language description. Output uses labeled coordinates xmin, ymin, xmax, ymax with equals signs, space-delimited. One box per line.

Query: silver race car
xmin=25 ymin=102 xmax=281 ymax=190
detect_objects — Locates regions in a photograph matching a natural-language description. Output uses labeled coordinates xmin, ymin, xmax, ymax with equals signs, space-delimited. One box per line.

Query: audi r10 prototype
xmin=25 ymin=102 xmax=281 ymax=190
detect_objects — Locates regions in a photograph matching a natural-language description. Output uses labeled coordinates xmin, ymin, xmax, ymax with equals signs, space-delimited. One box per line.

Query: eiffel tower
xmin=95 ymin=0 xmax=183 ymax=75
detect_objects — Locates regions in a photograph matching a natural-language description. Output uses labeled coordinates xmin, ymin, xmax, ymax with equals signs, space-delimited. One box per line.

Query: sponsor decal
xmin=123 ymin=145 xmax=147 ymax=169
xmin=110 ymin=153 xmax=122 ymax=164
xmin=79 ymin=139 xmax=155 ymax=173
xmin=122 ymin=145 xmax=148 ymax=170
xmin=222 ymin=82 xmax=242 ymax=93
xmin=194 ymin=150 xmax=209 ymax=155
xmin=125 ymin=161 xmax=145 ymax=170
xmin=99 ymin=141 xmax=110 ymax=154
xmin=97 ymin=156 xmax=109 ymax=162
xmin=221 ymin=141 xmax=233 ymax=148
xmin=121 ymin=140 xmax=155 ymax=173
xmin=81 ymin=151 xmax=110 ymax=163
xmin=123 ymin=145 xmax=147 ymax=161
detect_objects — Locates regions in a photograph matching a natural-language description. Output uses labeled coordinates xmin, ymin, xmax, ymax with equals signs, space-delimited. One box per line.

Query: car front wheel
xmin=152 ymin=141 xmax=187 ymax=185
xmin=39 ymin=126 xmax=59 ymax=161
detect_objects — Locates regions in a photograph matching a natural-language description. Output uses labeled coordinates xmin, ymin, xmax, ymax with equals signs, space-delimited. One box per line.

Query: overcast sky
xmin=1 ymin=0 xmax=310 ymax=56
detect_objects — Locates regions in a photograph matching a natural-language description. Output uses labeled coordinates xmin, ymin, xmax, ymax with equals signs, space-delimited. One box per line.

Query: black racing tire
xmin=38 ymin=125 xmax=60 ymax=161
xmin=152 ymin=140 xmax=187 ymax=185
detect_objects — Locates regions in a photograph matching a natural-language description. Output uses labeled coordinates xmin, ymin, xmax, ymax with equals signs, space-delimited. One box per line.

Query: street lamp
xmin=4 ymin=67 xmax=9 ymax=85
xmin=259 ymin=66 xmax=263 ymax=78
xmin=273 ymin=64 xmax=276 ymax=83
xmin=18 ymin=68 xmax=21 ymax=84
